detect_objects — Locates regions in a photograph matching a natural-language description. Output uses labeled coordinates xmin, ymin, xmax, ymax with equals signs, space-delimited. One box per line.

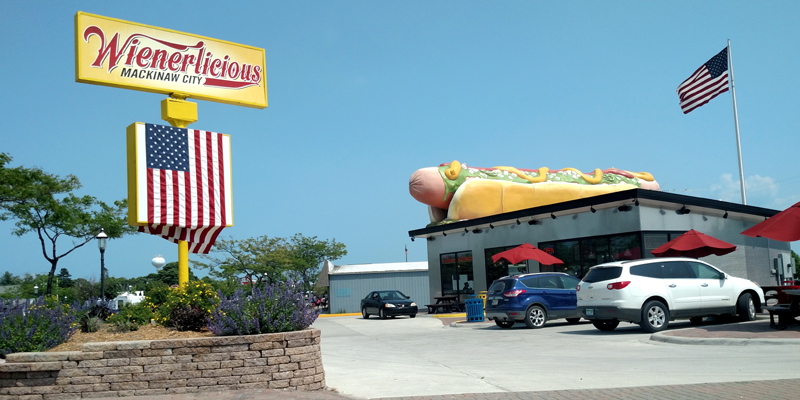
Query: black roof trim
xmin=408 ymin=188 xmax=779 ymax=237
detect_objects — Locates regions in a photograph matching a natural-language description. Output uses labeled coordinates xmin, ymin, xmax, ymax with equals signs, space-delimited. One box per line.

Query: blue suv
xmin=485 ymin=272 xmax=582 ymax=329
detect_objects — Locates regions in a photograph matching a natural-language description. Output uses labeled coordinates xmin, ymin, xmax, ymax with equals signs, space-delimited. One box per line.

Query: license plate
xmin=491 ymin=300 xmax=498 ymax=306
xmin=585 ymin=308 xmax=594 ymax=316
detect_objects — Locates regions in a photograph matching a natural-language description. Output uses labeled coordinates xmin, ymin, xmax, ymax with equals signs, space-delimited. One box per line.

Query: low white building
xmin=111 ymin=291 xmax=146 ymax=310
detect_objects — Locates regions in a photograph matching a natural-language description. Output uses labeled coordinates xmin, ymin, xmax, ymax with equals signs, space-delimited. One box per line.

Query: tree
xmin=287 ymin=234 xmax=347 ymax=292
xmin=56 ymin=268 xmax=73 ymax=288
xmin=0 ymin=154 xmax=137 ymax=295
xmin=154 ymin=262 xmax=198 ymax=286
xmin=0 ymin=271 xmax=21 ymax=286
xmin=193 ymin=236 xmax=292 ymax=286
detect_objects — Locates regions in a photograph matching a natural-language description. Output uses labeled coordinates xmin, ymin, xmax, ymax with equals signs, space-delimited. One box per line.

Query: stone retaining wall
xmin=0 ymin=328 xmax=323 ymax=399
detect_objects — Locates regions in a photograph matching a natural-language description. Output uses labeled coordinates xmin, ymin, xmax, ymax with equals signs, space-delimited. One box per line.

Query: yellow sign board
xmin=75 ymin=12 xmax=267 ymax=109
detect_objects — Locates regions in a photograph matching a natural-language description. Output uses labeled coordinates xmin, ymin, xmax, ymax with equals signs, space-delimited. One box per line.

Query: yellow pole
xmin=161 ymin=94 xmax=198 ymax=288
xmin=178 ymin=240 xmax=189 ymax=286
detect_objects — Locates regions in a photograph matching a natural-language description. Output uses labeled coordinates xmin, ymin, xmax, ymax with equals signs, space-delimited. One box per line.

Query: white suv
xmin=576 ymin=258 xmax=764 ymax=333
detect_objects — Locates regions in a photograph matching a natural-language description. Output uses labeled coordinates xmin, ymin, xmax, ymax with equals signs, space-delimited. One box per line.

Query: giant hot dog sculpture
xmin=409 ymin=161 xmax=660 ymax=224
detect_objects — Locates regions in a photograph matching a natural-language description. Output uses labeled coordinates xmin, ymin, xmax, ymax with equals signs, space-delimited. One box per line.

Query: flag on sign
xmin=677 ymin=48 xmax=729 ymax=114
xmin=127 ymin=122 xmax=233 ymax=254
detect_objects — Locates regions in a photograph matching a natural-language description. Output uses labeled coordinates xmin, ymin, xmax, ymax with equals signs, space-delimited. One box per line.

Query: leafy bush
xmin=169 ymin=305 xmax=207 ymax=331
xmin=208 ymin=281 xmax=319 ymax=336
xmin=109 ymin=320 xmax=138 ymax=333
xmin=82 ymin=316 xmax=103 ymax=333
xmin=152 ymin=281 xmax=217 ymax=329
xmin=0 ymin=296 xmax=79 ymax=358
xmin=107 ymin=301 xmax=153 ymax=328
xmin=76 ymin=298 xmax=114 ymax=333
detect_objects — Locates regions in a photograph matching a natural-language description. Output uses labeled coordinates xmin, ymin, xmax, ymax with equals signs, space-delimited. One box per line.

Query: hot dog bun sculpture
xmin=409 ymin=161 xmax=660 ymax=224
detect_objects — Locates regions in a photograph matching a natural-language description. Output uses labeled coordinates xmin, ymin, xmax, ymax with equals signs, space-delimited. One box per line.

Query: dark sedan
xmin=361 ymin=290 xmax=418 ymax=319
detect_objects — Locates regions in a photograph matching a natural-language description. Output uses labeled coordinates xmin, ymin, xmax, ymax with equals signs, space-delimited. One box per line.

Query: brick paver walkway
xmin=89 ymin=379 xmax=800 ymax=400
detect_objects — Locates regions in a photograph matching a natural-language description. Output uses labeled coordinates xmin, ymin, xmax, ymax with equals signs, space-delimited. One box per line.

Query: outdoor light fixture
xmin=33 ymin=285 xmax=38 ymax=295
xmin=489 ymin=223 xmax=494 ymax=229
xmin=464 ymin=228 xmax=469 ymax=233
xmin=676 ymin=206 xmax=691 ymax=215
xmin=528 ymin=219 xmax=541 ymax=225
xmin=96 ymin=228 xmax=108 ymax=300
xmin=723 ymin=211 xmax=729 ymax=219
xmin=590 ymin=206 xmax=596 ymax=213
xmin=442 ymin=231 xmax=447 ymax=236
xmin=551 ymin=213 xmax=557 ymax=219
xmin=427 ymin=237 xmax=435 ymax=241
xmin=634 ymin=198 xmax=640 ymax=206
xmin=618 ymin=205 xmax=632 ymax=212
xmin=411 ymin=237 xmax=415 ymax=242
xmin=516 ymin=219 xmax=521 ymax=225
xmin=473 ymin=229 xmax=482 ymax=234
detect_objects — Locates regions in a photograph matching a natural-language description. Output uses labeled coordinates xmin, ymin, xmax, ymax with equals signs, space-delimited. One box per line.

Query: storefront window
xmin=610 ymin=234 xmax=641 ymax=261
xmin=440 ymin=251 xmax=473 ymax=296
xmin=484 ymin=246 xmax=530 ymax=285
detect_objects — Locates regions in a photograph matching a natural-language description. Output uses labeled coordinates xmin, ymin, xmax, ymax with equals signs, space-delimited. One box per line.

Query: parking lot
xmin=313 ymin=314 xmax=800 ymax=399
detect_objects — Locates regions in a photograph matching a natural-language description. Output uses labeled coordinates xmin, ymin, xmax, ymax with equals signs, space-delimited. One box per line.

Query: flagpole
xmin=728 ymin=39 xmax=747 ymax=205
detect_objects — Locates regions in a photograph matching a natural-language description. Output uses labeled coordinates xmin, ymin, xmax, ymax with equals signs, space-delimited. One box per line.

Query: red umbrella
xmin=491 ymin=243 xmax=564 ymax=265
xmin=741 ymin=201 xmax=800 ymax=242
xmin=650 ymin=229 xmax=736 ymax=258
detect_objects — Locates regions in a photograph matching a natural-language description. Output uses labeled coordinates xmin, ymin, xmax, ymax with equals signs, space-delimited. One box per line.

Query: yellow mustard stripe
xmin=561 ymin=168 xmax=604 ymax=184
xmin=493 ymin=166 xmax=549 ymax=183
xmin=629 ymin=171 xmax=655 ymax=181
xmin=445 ymin=160 xmax=462 ymax=180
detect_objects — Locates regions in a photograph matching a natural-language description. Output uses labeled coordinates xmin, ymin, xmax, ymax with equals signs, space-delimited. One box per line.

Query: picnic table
xmin=763 ymin=289 xmax=800 ymax=330
xmin=425 ymin=295 xmax=463 ymax=314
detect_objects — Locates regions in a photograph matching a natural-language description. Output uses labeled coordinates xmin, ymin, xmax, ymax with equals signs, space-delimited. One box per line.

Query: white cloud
xmin=710 ymin=174 xmax=779 ymax=205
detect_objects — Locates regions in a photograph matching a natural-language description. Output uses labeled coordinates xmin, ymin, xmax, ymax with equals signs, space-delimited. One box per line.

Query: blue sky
xmin=2 ymin=2 xmax=799 ymax=281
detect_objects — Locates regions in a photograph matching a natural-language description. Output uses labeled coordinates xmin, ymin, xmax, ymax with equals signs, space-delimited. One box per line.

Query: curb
xmin=650 ymin=332 xmax=800 ymax=346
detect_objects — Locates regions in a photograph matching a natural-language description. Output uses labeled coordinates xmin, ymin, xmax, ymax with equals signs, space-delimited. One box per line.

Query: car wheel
xmin=689 ymin=316 xmax=704 ymax=325
xmin=640 ymin=300 xmax=669 ymax=333
xmin=379 ymin=308 xmax=387 ymax=320
xmin=566 ymin=318 xmax=581 ymax=324
xmin=361 ymin=308 xmax=369 ymax=319
xmin=495 ymin=320 xmax=514 ymax=329
xmin=737 ymin=293 xmax=756 ymax=321
xmin=591 ymin=320 xmax=619 ymax=331
xmin=524 ymin=305 xmax=547 ymax=329
xmin=410 ymin=314 xmax=416 ymax=318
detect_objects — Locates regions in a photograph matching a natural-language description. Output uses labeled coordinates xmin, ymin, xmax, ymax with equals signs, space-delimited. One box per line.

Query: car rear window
xmin=581 ymin=267 xmax=622 ymax=283
xmin=488 ymin=279 xmax=515 ymax=294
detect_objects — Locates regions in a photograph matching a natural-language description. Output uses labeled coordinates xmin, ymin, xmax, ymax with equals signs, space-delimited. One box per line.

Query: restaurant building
xmin=408 ymin=189 xmax=792 ymax=304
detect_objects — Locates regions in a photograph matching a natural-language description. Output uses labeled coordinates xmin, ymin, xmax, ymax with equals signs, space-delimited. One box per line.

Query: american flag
xmin=129 ymin=123 xmax=232 ymax=254
xmin=677 ymin=48 xmax=730 ymax=114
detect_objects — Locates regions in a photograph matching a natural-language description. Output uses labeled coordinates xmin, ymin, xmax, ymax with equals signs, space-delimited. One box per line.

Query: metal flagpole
xmin=728 ymin=39 xmax=747 ymax=205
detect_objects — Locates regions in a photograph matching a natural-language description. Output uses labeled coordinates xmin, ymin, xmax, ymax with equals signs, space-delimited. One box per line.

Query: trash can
xmin=465 ymin=298 xmax=485 ymax=322
xmin=478 ymin=291 xmax=487 ymax=309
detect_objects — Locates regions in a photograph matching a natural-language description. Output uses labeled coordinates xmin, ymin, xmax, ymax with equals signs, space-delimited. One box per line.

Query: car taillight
xmin=607 ymin=281 xmax=631 ymax=290
xmin=503 ymin=289 xmax=526 ymax=297
xmin=576 ymin=285 xmax=581 ymax=291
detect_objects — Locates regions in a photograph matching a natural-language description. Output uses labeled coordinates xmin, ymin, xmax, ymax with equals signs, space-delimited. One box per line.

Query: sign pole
xmin=161 ymin=94 xmax=198 ymax=287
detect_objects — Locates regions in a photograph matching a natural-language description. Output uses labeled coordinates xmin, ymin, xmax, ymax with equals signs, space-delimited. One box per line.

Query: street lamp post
xmin=97 ymin=228 xmax=108 ymax=300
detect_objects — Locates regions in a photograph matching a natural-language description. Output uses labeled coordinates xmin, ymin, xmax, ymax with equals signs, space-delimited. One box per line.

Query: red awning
xmin=651 ymin=229 xmax=736 ymax=258
xmin=741 ymin=201 xmax=800 ymax=242
xmin=491 ymin=243 xmax=564 ymax=266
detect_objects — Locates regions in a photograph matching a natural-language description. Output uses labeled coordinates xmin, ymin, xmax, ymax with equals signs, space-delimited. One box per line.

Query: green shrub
xmin=107 ymin=301 xmax=153 ymax=327
xmin=81 ymin=316 xmax=103 ymax=333
xmin=208 ymin=282 xmax=319 ymax=336
xmin=150 ymin=281 xmax=217 ymax=329
xmin=109 ymin=320 xmax=138 ymax=333
xmin=168 ymin=305 xmax=207 ymax=331
xmin=0 ymin=296 xmax=78 ymax=358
